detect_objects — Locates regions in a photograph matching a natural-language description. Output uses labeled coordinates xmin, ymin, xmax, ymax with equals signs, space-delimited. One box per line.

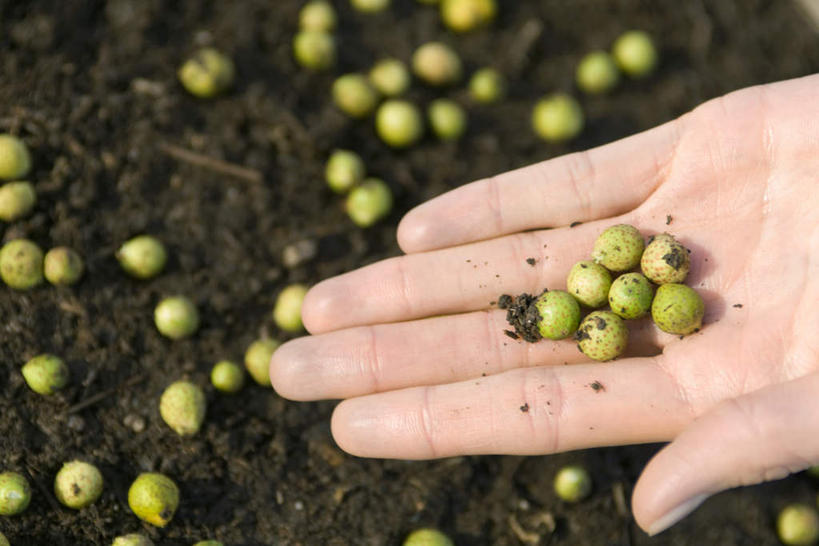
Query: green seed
xmin=440 ymin=0 xmax=496 ymax=33
xmin=117 ymin=235 xmax=167 ymax=279
xmin=178 ymin=48 xmax=235 ymax=99
xmin=778 ymin=504 xmax=819 ymax=545
xmin=574 ymin=310 xmax=628 ymax=361
xmin=0 ymin=134 xmax=32 ymax=181
xmin=608 ymin=272 xmax=654 ymax=319
xmin=403 ymin=528 xmax=454 ymax=546
xmin=112 ymin=534 xmax=155 ymax=546
xmin=531 ymin=93 xmax=584 ymax=143
xmin=592 ymin=224 xmax=644 ymax=272
xmin=808 ymin=466 xmax=819 ymax=478
xmin=412 ymin=42 xmax=462 ymax=87
xmin=22 ymin=354 xmax=69 ymax=395
xmin=346 ymin=178 xmax=393 ymax=228
xmin=154 ymin=296 xmax=199 ymax=339
xmin=211 ymin=360 xmax=245 ymax=394
xmin=427 ymin=99 xmax=467 ymax=141
xmin=576 ymin=51 xmax=620 ymax=94
xmin=351 ymin=0 xmax=391 ymax=12
xmin=293 ymin=31 xmax=336 ymax=70
xmin=0 ymin=181 xmax=36 ymax=221
xmin=553 ymin=465 xmax=592 ymax=502
xmin=534 ymin=290 xmax=581 ymax=340
xmin=651 ymin=283 xmax=704 ymax=335
xmin=325 ymin=149 xmax=366 ymax=194
xmin=468 ymin=67 xmax=505 ymax=104
xmin=53 ymin=460 xmax=104 ymax=509
xmin=0 ymin=238 xmax=44 ymax=290
xmin=0 ymin=531 xmax=9 ymax=546
xmin=612 ymin=30 xmax=658 ymax=78
xmin=566 ymin=260 xmax=612 ymax=308
xmin=299 ymin=0 xmax=337 ymax=31
xmin=0 ymin=471 xmax=31 ymax=516
xmin=375 ymin=100 xmax=424 ymax=148
xmin=127 ymin=473 xmax=179 ymax=528
xmin=640 ymin=233 xmax=690 ymax=284
xmin=159 ymin=380 xmax=206 ymax=436
xmin=369 ymin=58 xmax=411 ymax=97
xmin=273 ymin=283 xmax=309 ymax=332
xmin=332 ymin=74 xmax=379 ymax=118
xmin=245 ymin=339 xmax=281 ymax=386
xmin=193 ymin=542 xmax=224 ymax=546
xmin=44 ymin=246 xmax=84 ymax=286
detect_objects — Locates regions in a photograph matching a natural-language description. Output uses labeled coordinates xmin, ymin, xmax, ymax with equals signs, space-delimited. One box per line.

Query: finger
xmin=632 ymin=372 xmax=819 ymax=536
xmin=397 ymin=117 xmax=684 ymax=254
xmin=330 ymin=356 xmax=693 ymax=459
xmin=272 ymin=310 xmax=671 ymax=401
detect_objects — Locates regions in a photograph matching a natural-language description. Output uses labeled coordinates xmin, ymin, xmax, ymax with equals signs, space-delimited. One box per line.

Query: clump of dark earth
xmin=498 ymin=291 xmax=544 ymax=343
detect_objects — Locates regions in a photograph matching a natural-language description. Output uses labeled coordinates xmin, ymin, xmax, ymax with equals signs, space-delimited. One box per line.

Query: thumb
xmin=632 ymin=371 xmax=819 ymax=536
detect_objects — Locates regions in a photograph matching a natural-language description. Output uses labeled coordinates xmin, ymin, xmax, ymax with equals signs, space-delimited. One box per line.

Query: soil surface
xmin=1 ymin=1 xmax=818 ymax=544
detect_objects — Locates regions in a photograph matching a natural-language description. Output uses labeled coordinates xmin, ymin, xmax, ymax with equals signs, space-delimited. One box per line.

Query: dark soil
xmin=1 ymin=0 xmax=818 ymax=544
xmin=499 ymin=292 xmax=543 ymax=343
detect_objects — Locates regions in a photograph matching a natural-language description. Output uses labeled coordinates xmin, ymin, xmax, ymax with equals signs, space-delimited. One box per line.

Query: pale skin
xmin=271 ymin=74 xmax=819 ymax=535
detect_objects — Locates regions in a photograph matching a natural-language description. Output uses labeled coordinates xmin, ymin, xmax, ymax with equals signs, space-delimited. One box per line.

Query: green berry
xmin=211 ymin=360 xmax=245 ymax=393
xmin=127 ymin=473 xmax=179 ymax=527
xmin=612 ymin=30 xmax=657 ymax=78
xmin=117 ymin=235 xmax=167 ymax=279
xmin=22 ymin=354 xmax=69 ymax=395
xmin=0 ymin=181 xmax=36 ymax=221
xmin=403 ymin=528 xmax=454 ymax=546
xmin=245 ymin=338 xmax=280 ymax=386
xmin=293 ymin=31 xmax=336 ymax=70
xmin=0 ymin=134 xmax=32 ymax=181
xmin=531 ymin=93 xmax=584 ymax=143
xmin=608 ymin=273 xmax=654 ymax=319
xmin=273 ymin=283 xmax=309 ymax=332
xmin=369 ymin=58 xmax=411 ymax=97
xmin=154 ymin=296 xmax=199 ymax=339
xmin=778 ymin=504 xmax=819 ymax=545
xmin=427 ymin=99 xmax=467 ymax=141
xmin=346 ymin=178 xmax=393 ymax=228
xmin=553 ymin=465 xmax=592 ymax=502
xmin=576 ymin=51 xmax=620 ymax=94
xmin=566 ymin=260 xmax=612 ymax=308
xmin=159 ymin=381 xmax=206 ymax=436
xmin=351 ymin=0 xmax=391 ymax=12
xmin=299 ymin=0 xmax=337 ymax=31
xmin=592 ymin=224 xmax=644 ymax=272
xmin=469 ymin=67 xmax=505 ymax=104
xmin=0 ymin=532 xmax=8 ymax=546
xmin=808 ymin=466 xmax=819 ymax=478
xmin=44 ymin=246 xmax=84 ymax=286
xmin=534 ymin=290 xmax=581 ymax=340
xmin=651 ymin=283 xmax=704 ymax=335
xmin=0 ymin=471 xmax=31 ymax=515
xmin=326 ymin=149 xmax=366 ymax=194
xmin=0 ymin=238 xmax=44 ymax=290
xmin=193 ymin=542 xmax=224 ymax=546
xmin=640 ymin=233 xmax=690 ymax=284
xmin=574 ymin=310 xmax=628 ymax=361
xmin=440 ymin=0 xmax=496 ymax=32
xmin=112 ymin=534 xmax=155 ymax=546
xmin=53 ymin=460 xmax=104 ymax=509
xmin=412 ymin=42 xmax=462 ymax=87
xmin=375 ymin=100 xmax=424 ymax=148
xmin=332 ymin=74 xmax=379 ymax=118
xmin=178 ymin=48 xmax=235 ymax=99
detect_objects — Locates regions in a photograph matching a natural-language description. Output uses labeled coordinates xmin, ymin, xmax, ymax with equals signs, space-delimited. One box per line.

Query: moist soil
xmin=1 ymin=1 xmax=818 ymax=544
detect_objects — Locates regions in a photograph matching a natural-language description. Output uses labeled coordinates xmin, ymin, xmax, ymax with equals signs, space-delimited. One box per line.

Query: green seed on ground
xmin=127 ymin=473 xmax=179 ymax=528
xmin=0 ymin=471 xmax=31 ymax=515
xmin=427 ymin=99 xmax=467 ymax=141
xmin=0 ymin=181 xmax=36 ymax=221
xmin=554 ymin=465 xmax=592 ymax=502
xmin=640 ymin=233 xmax=690 ymax=284
xmin=412 ymin=42 xmax=462 ymax=87
xmin=531 ymin=93 xmax=584 ymax=143
xmin=154 ymin=296 xmax=199 ymax=339
xmin=576 ymin=50 xmax=620 ymax=94
xmin=351 ymin=0 xmax=391 ymax=12
xmin=159 ymin=381 xmax=206 ymax=436
xmin=244 ymin=339 xmax=281 ymax=386
xmin=0 ymin=134 xmax=32 ymax=181
xmin=53 ymin=460 xmax=104 ymax=509
xmin=178 ymin=48 xmax=235 ymax=99
xmin=299 ymin=0 xmax=337 ymax=31
xmin=210 ymin=360 xmax=245 ymax=393
xmin=369 ymin=58 xmax=411 ymax=97
xmin=608 ymin=272 xmax=654 ymax=319
xmin=612 ymin=30 xmax=658 ymax=78
xmin=112 ymin=534 xmax=155 ymax=546
xmin=0 ymin=238 xmax=44 ymax=290
xmin=273 ymin=283 xmax=309 ymax=332
xmin=332 ymin=74 xmax=379 ymax=118
xmin=440 ymin=0 xmax=496 ymax=32
xmin=375 ymin=100 xmax=424 ymax=148
xmin=592 ymin=224 xmax=644 ymax=272
xmin=117 ymin=235 xmax=167 ymax=279
xmin=574 ymin=310 xmax=628 ymax=361
xmin=468 ymin=67 xmax=505 ymax=104
xmin=403 ymin=528 xmax=454 ymax=546
xmin=44 ymin=246 xmax=84 ymax=286
xmin=346 ymin=178 xmax=393 ymax=228
xmin=534 ymin=290 xmax=581 ymax=340
xmin=778 ymin=504 xmax=819 ymax=545
xmin=651 ymin=283 xmax=704 ymax=335
xmin=566 ymin=260 xmax=612 ymax=308
xmin=325 ymin=149 xmax=366 ymax=194
xmin=293 ymin=31 xmax=336 ymax=70
xmin=22 ymin=354 xmax=69 ymax=395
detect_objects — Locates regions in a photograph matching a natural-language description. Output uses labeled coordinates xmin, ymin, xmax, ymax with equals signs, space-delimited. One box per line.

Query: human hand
xmin=270 ymin=74 xmax=819 ymax=535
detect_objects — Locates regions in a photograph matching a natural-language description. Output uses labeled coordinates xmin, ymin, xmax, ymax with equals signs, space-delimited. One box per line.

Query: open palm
xmin=271 ymin=74 xmax=819 ymax=534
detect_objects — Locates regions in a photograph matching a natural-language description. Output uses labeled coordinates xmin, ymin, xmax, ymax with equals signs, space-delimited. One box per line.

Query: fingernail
xmin=647 ymin=494 xmax=708 ymax=536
